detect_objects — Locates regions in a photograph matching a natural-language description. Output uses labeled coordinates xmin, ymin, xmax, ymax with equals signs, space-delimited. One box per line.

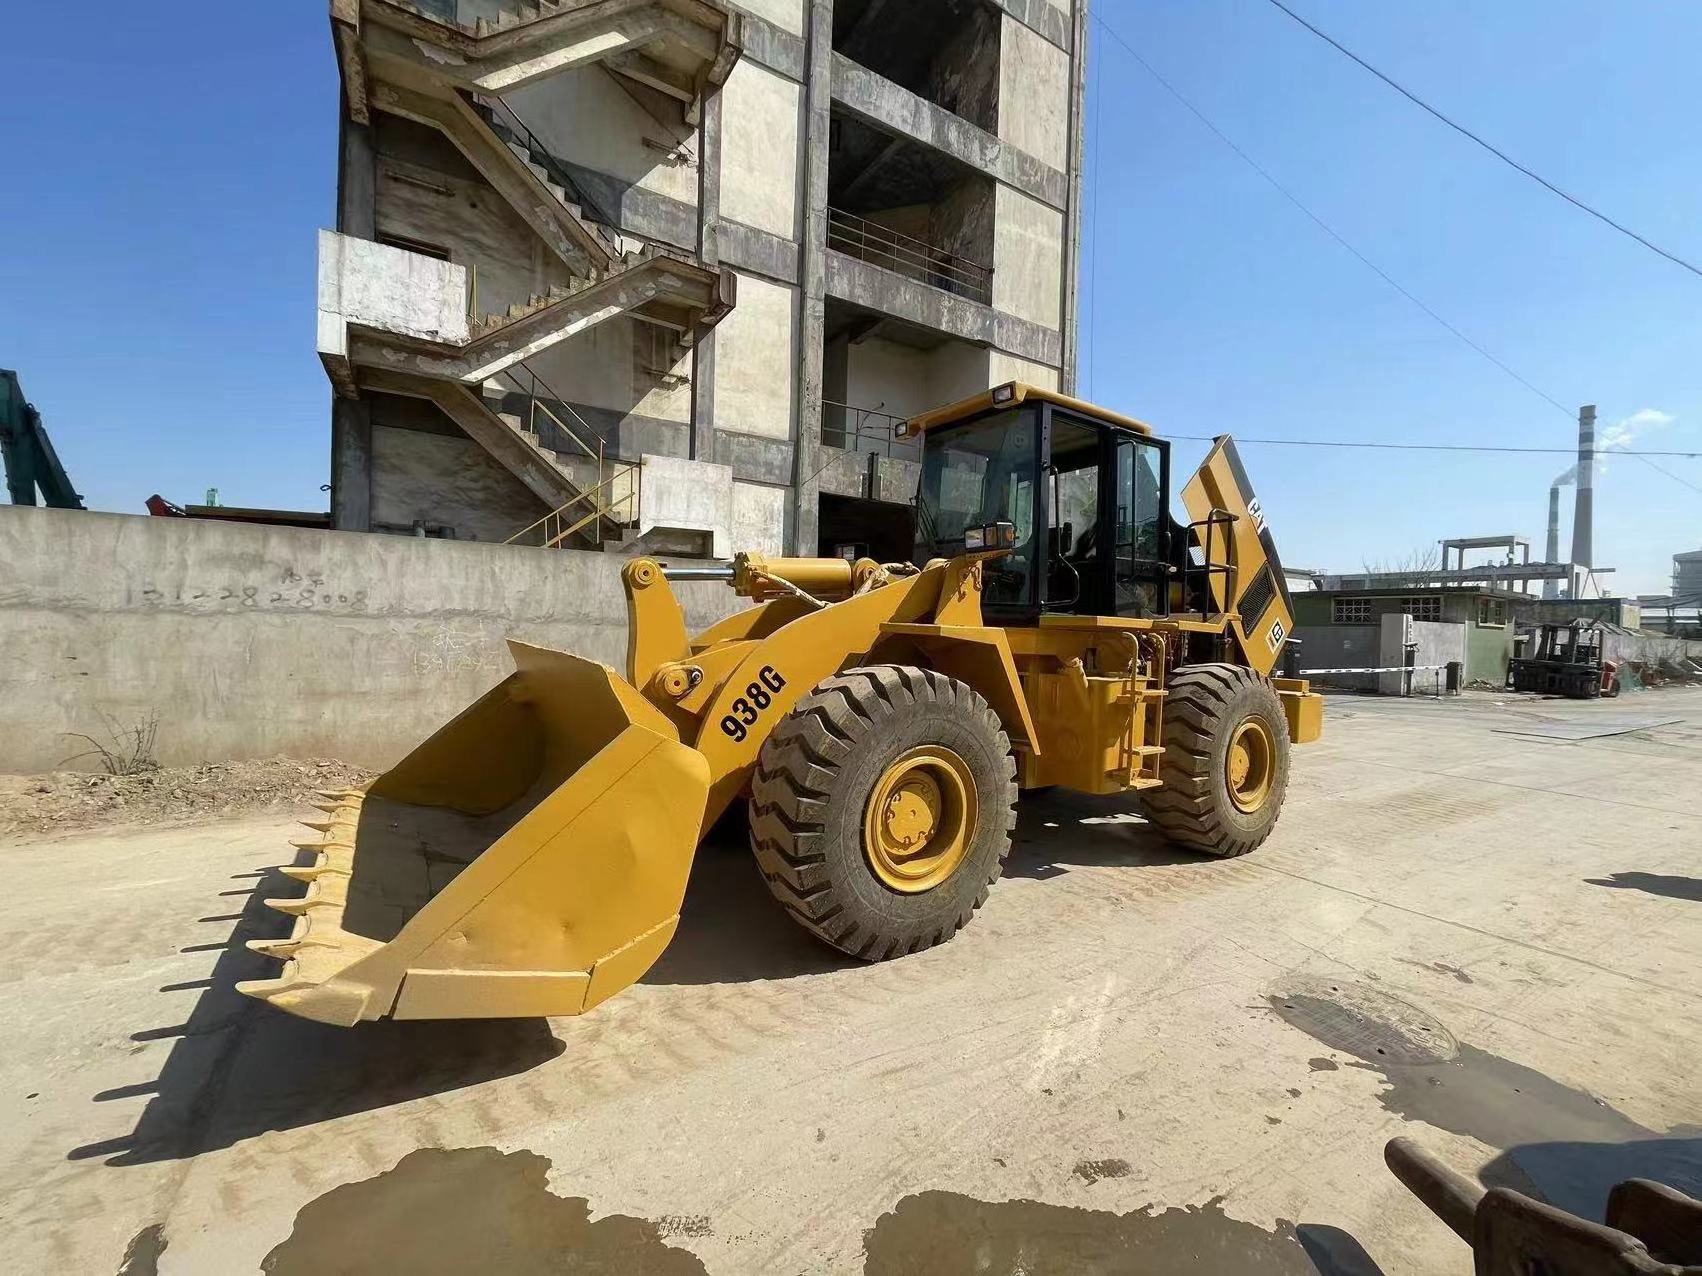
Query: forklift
xmin=1508 ymin=620 xmax=1620 ymax=699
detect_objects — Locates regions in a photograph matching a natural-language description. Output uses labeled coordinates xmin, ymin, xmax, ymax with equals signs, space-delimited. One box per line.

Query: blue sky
xmin=3 ymin=2 xmax=1698 ymax=594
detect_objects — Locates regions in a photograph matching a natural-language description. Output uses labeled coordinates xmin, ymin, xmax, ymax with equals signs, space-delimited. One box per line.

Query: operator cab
xmin=907 ymin=382 xmax=1189 ymax=624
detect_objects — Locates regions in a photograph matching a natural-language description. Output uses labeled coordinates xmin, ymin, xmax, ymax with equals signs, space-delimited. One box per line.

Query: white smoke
xmin=1598 ymin=408 xmax=1675 ymax=471
xmin=1550 ymin=408 xmax=1674 ymax=484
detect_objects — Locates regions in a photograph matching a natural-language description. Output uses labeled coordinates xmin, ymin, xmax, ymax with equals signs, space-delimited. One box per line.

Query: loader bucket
xmin=237 ymin=641 xmax=710 ymax=1026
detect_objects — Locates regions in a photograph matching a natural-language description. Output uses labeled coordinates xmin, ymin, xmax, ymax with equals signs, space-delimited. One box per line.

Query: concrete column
xmin=337 ymin=102 xmax=377 ymax=241
xmin=789 ymin=0 xmax=833 ymax=556
xmin=1058 ymin=0 xmax=1089 ymax=395
xmin=1570 ymin=404 xmax=1595 ymax=569
xmin=330 ymin=394 xmax=373 ymax=531
xmin=1543 ymin=484 xmax=1562 ymax=599
xmin=692 ymin=89 xmax=723 ymax=461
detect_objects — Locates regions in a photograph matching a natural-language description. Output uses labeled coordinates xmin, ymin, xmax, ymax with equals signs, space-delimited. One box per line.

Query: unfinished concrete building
xmin=319 ymin=0 xmax=1087 ymax=557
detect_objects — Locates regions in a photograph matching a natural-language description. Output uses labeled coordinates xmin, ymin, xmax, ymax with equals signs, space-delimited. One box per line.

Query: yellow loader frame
xmin=240 ymin=385 xmax=1321 ymax=1025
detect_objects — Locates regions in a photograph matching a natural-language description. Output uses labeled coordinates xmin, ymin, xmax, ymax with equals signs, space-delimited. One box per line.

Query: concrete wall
xmin=735 ymin=0 xmax=805 ymax=37
xmin=508 ymin=66 xmax=700 ymax=206
xmin=719 ymin=59 xmax=804 ymax=239
xmin=997 ymin=14 xmax=1070 ymax=169
xmin=929 ymin=4 xmax=1001 ymax=133
xmin=317 ymin=231 xmax=469 ymax=356
xmin=1291 ymin=624 xmax=1378 ymax=692
xmin=528 ymin=315 xmax=693 ymax=435
xmin=0 ymin=507 xmax=742 ymax=774
xmin=1388 ymin=618 xmax=1466 ymax=696
xmin=372 ymin=115 xmax=573 ymax=319
xmin=368 ymin=393 xmax=548 ymax=542
xmin=713 ymin=270 xmax=799 ymax=439
xmin=992 ymin=184 xmax=1064 ymax=329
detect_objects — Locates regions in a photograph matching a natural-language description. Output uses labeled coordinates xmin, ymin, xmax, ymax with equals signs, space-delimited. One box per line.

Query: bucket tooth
xmin=291 ymin=838 xmax=334 ymax=852
xmin=248 ymin=935 xmax=339 ymax=957
xmin=265 ymin=897 xmax=330 ymax=917
xmin=300 ymin=819 xmax=335 ymax=833
xmin=280 ymin=865 xmax=347 ymax=882
xmin=314 ymin=788 xmax=365 ymax=800
xmin=235 ymin=974 xmax=294 ymax=1001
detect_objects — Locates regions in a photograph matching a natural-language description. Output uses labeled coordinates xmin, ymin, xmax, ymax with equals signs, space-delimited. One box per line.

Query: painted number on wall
xmin=719 ymin=665 xmax=788 ymax=743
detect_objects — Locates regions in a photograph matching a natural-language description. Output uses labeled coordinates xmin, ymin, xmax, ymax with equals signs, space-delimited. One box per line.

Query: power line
xmin=1090 ymin=11 xmax=1702 ymax=499
xmin=1263 ymin=0 xmax=1702 ymax=281
xmin=1089 ymin=12 xmax=1574 ymax=419
xmin=1165 ymin=435 xmax=1701 ymax=459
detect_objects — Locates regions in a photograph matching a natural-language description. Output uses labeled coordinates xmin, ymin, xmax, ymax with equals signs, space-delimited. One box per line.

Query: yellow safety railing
xmin=506 ymin=463 xmax=641 ymax=549
xmin=492 ymin=361 xmax=643 ymax=550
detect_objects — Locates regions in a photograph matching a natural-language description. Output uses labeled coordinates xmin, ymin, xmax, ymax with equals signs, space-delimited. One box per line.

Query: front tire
xmin=1144 ymin=664 xmax=1290 ymax=858
xmin=749 ymin=666 xmax=1017 ymax=960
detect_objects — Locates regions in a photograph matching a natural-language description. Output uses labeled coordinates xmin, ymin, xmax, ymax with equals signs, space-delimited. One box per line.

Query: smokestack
xmin=1570 ymin=404 xmax=1595 ymax=573
xmin=1543 ymin=484 xmax=1562 ymax=598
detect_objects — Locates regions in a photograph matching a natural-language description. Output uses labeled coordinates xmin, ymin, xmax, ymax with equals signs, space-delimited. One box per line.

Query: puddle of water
xmin=1267 ymin=981 xmax=1457 ymax=1066
xmin=261 ymin=1147 xmax=707 ymax=1275
xmin=862 ymin=1191 xmax=1319 ymax=1275
xmin=1269 ymin=980 xmax=1702 ymax=1218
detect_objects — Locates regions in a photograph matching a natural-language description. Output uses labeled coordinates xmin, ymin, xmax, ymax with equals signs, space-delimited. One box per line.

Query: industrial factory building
xmin=316 ymin=0 xmax=1087 ymax=556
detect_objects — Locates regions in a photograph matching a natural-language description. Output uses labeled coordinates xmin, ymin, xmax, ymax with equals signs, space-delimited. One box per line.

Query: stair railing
xmin=494 ymin=360 xmax=641 ymax=548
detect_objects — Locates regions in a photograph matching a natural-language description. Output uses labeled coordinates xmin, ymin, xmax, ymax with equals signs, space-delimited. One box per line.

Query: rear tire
xmin=749 ymin=666 xmax=1017 ymax=960
xmin=1144 ymin=663 xmax=1290 ymax=858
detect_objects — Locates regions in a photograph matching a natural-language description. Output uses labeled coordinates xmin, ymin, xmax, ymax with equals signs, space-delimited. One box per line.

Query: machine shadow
xmin=67 ymin=849 xmax=564 ymax=1168
xmin=643 ymin=834 xmax=850 ymax=987
xmin=1005 ymin=788 xmax=1210 ymax=879
xmin=1584 ymin=872 xmax=1702 ymax=903
xmin=1294 ymin=1223 xmax=1389 ymax=1276
xmin=647 ymin=790 xmax=1210 ymax=987
xmin=1481 ymin=1136 xmax=1702 ymax=1223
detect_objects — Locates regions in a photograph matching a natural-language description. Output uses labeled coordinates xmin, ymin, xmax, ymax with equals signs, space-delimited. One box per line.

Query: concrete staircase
xmin=362 ymin=368 xmax=628 ymax=546
xmin=338 ymin=0 xmax=743 ymax=120
xmin=344 ymin=249 xmax=732 ymax=384
xmin=465 ymin=93 xmax=638 ymax=267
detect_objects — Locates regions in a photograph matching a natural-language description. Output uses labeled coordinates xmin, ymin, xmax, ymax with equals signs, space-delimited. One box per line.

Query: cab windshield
xmin=914 ymin=408 xmax=1038 ymax=609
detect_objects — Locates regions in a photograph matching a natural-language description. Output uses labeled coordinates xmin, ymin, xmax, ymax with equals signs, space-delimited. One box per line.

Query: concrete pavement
xmin=2 ymin=688 xmax=1700 ymax=1273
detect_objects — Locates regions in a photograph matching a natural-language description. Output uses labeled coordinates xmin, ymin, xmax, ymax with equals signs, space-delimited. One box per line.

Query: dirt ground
xmin=1 ymin=689 xmax=1699 ymax=1274
xmin=0 ymin=758 xmax=373 ymax=839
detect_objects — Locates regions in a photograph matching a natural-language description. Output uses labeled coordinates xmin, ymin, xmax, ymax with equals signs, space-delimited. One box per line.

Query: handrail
xmin=468 ymin=91 xmax=615 ymax=237
xmin=505 ymin=463 xmax=641 ymax=549
xmin=822 ymin=399 xmax=921 ymax=459
xmin=825 ymin=207 xmax=993 ymax=303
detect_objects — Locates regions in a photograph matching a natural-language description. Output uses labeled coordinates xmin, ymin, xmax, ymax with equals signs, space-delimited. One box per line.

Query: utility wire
xmin=1089 ymin=13 xmax=1573 ymax=418
xmin=1264 ymin=0 xmax=1702 ymax=281
xmin=1091 ymin=11 xmax=1702 ymax=498
xmin=1164 ymin=435 xmax=1701 ymax=458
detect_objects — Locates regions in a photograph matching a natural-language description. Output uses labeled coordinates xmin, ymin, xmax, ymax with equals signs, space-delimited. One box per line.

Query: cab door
xmin=1111 ymin=432 xmax=1171 ymax=618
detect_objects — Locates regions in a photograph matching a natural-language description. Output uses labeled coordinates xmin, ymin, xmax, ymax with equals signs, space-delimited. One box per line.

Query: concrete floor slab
xmin=2 ymin=690 xmax=1700 ymax=1273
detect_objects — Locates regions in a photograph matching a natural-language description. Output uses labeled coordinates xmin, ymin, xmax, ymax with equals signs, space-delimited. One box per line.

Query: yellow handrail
xmin=528 ymin=395 xmax=602 ymax=462
xmin=504 ymin=463 xmax=640 ymax=549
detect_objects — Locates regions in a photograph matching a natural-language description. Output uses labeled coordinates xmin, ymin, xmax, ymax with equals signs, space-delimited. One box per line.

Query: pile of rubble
xmin=0 ymin=757 xmax=373 ymax=839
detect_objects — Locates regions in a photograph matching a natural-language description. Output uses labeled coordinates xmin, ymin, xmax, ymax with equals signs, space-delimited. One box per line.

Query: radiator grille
xmin=1238 ymin=565 xmax=1277 ymax=630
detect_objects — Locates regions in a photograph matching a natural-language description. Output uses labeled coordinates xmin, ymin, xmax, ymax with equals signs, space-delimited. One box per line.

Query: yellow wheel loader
xmin=240 ymin=383 xmax=1323 ymax=1025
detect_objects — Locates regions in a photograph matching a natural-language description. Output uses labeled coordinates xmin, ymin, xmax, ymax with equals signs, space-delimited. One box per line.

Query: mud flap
xmin=237 ymin=642 xmax=710 ymax=1025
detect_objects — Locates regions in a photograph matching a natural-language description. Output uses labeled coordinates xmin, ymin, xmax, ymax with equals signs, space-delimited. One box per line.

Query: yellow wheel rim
xmin=1226 ymin=718 xmax=1276 ymax=813
xmin=863 ymin=746 xmax=978 ymax=894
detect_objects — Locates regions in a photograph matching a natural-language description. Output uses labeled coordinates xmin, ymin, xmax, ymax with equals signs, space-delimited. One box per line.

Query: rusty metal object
xmin=1387 ymin=1137 xmax=1702 ymax=1274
